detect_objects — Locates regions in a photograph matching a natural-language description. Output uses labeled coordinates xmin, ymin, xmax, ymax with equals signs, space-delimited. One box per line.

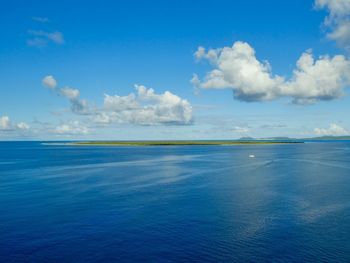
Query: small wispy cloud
xmin=52 ymin=121 xmax=89 ymax=136
xmin=314 ymin=123 xmax=349 ymax=136
xmin=315 ymin=0 xmax=350 ymax=51
xmin=32 ymin=16 xmax=49 ymax=23
xmin=27 ymin=17 xmax=64 ymax=48
xmin=231 ymin=126 xmax=250 ymax=133
xmin=27 ymin=30 xmax=64 ymax=47
xmin=260 ymin=124 xmax=287 ymax=129
xmin=42 ymin=75 xmax=90 ymax=115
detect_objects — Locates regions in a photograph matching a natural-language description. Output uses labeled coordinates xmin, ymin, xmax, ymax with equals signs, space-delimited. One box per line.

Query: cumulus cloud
xmin=193 ymin=41 xmax=350 ymax=104
xmin=70 ymin=99 xmax=90 ymax=115
xmin=192 ymin=42 xmax=284 ymax=101
xmin=42 ymin=75 xmax=57 ymax=89
xmin=53 ymin=121 xmax=89 ymax=135
xmin=283 ymin=50 xmax=350 ymax=104
xmin=42 ymin=75 xmax=91 ymax=115
xmin=0 ymin=116 xmax=10 ymax=130
xmin=93 ymin=112 xmax=112 ymax=124
xmin=101 ymin=85 xmax=193 ymax=125
xmin=315 ymin=0 xmax=350 ymax=50
xmin=314 ymin=123 xmax=349 ymax=135
xmin=60 ymin=87 xmax=90 ymax=115
xmin=60 ymin=87 xmax=80 ymax=100
xmin=42 ymin=76 xmax=193 ymax=126
xmin=104 ymin=93 xmax=139 ymax=112
xmin=0 ymin=115 xmax=30 ymax=132
xmin=16 ymin=122 xmax=30 ymax=130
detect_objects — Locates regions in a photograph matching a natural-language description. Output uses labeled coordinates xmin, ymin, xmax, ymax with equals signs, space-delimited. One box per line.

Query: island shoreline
xmin=69 ymin=141 xmax=304 ymax=146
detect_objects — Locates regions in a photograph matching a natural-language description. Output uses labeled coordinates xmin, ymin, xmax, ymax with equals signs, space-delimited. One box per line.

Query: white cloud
xmin=42 ymin=76 xmax=193 ymax=126
xmin=59 ymin=87 xmax=90 ymax=115
xmin=93 ymin=112 xmax=112 ymax=124
xmin=70 ymin=99 xmax=91 ymax=115
xmin=47 ymin=32 xmax=64 ymax=44
xmin=42 ymin=76 xmax=91 ymax=115
xmin=193 ymin=41 xmax=350 ymax=104
xmin=27 ymin=30 xmax=64 ymax=47
xmin=193 ymin=42 xmax=284 ymax=101
xmin=0 ymin=115 xmax=30 ymax=132
xmin=42 ymin=75 xmax=57 ymax=89
xmin=60 ymin=88 xmax=90 ymax=115
xmin=260 ymin=124 xmax=286 ymax=129
xmin=32 ymin=16 xmax=49 ymax=23
xmin=194 ymin=46 xmax=218 ymax=62
xmin=314 ymin=123 xmax=349 ymax=135
xmin=102 ymin=85 xmax=193 ymax=125
xmin=231 ymin=126 xmax=250 ymax=133
xmin=60 ymin=87 xmax=80 ymax=100
xmin=315 ymin=0 xmax=350 ymax=50
xmin=328 ymin=21 xmax=350 ymax=47
xmin=53 ymin=121 xmax=89 ymax=135
xmin=27 ymin=38 xmax=48 ymax=48
xmin=283 ymin=50 xmax=350 ymax=104
xmin=316 ymin=0 xmax=350 ymax=16
xmin=104 ymin=93 xmax=139 ymax=111
xmin=17 ymin=122 xmax=30 ymax=130
xmin=0 ymin=116 xmax=10 ymax=130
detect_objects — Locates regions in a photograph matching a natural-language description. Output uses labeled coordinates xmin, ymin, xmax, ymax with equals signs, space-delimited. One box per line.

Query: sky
xmin=1 ymin=0 xmax=350 ymax=140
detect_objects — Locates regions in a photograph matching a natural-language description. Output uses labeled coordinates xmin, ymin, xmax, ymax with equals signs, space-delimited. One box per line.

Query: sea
xmin=1 ymin=141 xmax=350 ymax=262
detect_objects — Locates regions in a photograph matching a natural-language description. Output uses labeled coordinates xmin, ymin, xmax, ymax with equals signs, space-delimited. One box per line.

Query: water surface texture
xmin=1 ymin=141 xmax=350 ymax=262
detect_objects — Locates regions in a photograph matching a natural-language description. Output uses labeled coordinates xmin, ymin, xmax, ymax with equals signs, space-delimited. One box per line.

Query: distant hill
xmin=303 ymin=135 xmax=350 ymax=140
xmin=239 ymin=136 xmax=300 ymax=141
xmin=238 ymin=135 xmax=350 ymax=141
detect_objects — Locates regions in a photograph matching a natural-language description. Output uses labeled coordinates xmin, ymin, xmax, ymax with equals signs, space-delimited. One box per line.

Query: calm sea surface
xmin=1 ymin=141 xmax=350 ymax=262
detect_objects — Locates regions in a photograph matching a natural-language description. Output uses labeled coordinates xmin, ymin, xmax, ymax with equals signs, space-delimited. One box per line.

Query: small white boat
xmin=249 ymin=154 xmax=255 ymax=158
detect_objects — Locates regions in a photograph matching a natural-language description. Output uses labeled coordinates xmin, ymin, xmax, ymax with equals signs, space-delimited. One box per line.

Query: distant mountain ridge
xmin=238 ymin=135 xmax=350 ymax=141
xmin=303 ymin=135 xmax=350 ymax=140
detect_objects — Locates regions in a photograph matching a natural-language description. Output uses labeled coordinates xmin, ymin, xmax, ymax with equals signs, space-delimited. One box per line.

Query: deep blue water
xmin=1 ymin=141 xmax=350 ymax=262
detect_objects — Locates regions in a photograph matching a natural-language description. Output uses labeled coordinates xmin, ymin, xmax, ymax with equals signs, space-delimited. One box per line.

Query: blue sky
xmin=1 ymin=0 xmax=350 ymax=140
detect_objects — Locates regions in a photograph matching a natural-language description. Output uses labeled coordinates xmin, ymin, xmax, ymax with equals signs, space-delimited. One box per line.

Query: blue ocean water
xmin=1 ymin=141 xmax=350 ymax=262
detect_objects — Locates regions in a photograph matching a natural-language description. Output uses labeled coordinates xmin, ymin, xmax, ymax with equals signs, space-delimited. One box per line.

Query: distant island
xmin=73 ymin=140 xmax=303 ymax=146
xmin=303 ymin=135 xmax=350 ymax=140
xmin=70 ymin=135 xmax=350 ymax=147
xmin=260 ymin=135 xmax=350 ymax=141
